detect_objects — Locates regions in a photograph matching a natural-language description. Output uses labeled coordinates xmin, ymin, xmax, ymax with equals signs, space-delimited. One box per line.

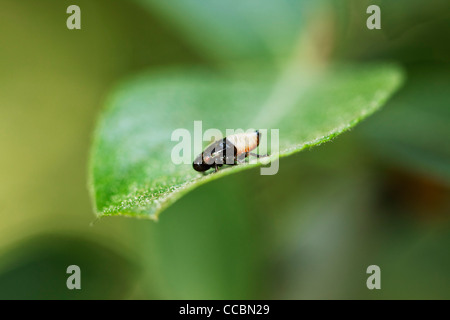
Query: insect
xmin=193 ymin=130 xmax=268 ymax=172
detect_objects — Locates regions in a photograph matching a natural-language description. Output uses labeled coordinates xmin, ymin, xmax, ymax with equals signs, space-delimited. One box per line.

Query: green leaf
xmin=135 ymin=0 xmax=320 ymax=61
xmin=89 ymin=63 xmax=404 ymax=220
xmin=0 ymin=235 xmax=137 ymax=299
xmin=360 ymin=64 xmax=450 ymax=184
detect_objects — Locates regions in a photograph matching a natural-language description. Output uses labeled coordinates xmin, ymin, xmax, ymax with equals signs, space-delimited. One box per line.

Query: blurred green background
xmin=0 ymin=0 xmax=449 ymax=299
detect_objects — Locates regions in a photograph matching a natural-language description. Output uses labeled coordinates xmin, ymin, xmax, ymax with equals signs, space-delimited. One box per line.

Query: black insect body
xmin=193 ymin=130 xmax=268 ymax=172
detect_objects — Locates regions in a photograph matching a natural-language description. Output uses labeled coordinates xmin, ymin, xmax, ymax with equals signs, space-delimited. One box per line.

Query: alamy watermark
xmin=171 ymin=121 xmax=279 ymax=175
xmin=366 ymin=265 xmax=381 ymax=290
xmin=366 ymin=5 xmax=381 ymax=30
xmin=66 ymin=5 xmax=81 ymax=30
xmin=66 ymin=265 xmax=81 ymax=290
